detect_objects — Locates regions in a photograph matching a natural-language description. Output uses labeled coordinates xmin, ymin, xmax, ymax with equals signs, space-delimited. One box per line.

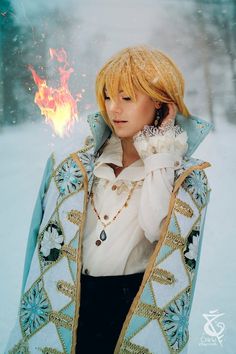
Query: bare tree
xmin=194 ymin=4 xmax=215 ymax=130
xmin=194 ymin=0 xmax=236 ymax=124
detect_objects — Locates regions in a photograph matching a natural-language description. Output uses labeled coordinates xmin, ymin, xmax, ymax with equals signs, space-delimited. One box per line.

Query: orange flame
xmin=29 ymin=48 xmax=79 ymax=137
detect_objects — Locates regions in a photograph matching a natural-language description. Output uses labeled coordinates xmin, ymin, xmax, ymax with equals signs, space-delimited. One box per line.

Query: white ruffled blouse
xmin=81 ymin=124 xmax=188 ymax=276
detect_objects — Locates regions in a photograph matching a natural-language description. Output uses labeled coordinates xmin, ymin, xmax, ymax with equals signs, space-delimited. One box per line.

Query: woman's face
xmin=104 ymin=88 xmax=160 ymax=139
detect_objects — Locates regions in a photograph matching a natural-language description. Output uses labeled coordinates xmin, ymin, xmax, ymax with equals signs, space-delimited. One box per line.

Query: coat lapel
xmin=114 ymin=159 xmax=211 ymax=353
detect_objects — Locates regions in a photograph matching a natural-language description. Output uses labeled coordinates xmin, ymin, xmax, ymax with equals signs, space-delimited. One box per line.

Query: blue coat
xmin=5 ymin=112 xmax=213 ymax=354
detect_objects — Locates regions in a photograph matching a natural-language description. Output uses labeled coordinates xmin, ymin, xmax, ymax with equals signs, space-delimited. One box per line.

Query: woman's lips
xmin=113 ymin=120 xmax=128 ymax=125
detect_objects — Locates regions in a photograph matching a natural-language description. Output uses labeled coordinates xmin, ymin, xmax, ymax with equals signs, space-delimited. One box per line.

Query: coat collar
xmin=87 ymin=111 xmax=214 ymax=158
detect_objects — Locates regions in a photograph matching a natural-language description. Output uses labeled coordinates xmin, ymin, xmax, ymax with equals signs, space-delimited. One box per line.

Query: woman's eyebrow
xmin=104 ymin=89 xmax=124 ymax=93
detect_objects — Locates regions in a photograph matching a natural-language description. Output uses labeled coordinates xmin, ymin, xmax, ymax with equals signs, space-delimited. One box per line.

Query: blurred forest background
xmin=0 ymin=0 xmax=235 ymax=130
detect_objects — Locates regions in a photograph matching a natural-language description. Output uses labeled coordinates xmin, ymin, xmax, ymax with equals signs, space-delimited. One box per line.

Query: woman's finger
xmin=160 ymin=103 xmax=177 ymax=128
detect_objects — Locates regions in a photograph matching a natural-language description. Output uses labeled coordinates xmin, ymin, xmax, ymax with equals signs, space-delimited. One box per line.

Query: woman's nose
xmin=109 ymin=100 xmax=121 ymax=113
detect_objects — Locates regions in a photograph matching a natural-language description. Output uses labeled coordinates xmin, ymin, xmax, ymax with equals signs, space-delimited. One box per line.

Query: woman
xmin=5 ymin=45 xmax=212 ymax=354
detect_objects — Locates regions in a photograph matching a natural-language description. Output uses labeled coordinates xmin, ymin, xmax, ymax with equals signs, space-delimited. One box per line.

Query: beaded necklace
xmin=90 ymin=180 xmax=138 ymax=246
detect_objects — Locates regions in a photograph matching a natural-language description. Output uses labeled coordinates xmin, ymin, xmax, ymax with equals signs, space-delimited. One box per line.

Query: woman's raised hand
xmin=158 ymin=102 xmax=178 ymax=132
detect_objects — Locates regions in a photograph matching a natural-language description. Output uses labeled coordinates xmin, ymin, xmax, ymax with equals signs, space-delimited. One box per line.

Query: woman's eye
xmin=122 ymin=97 xmax=131 ymax=101
xmin=104 ymin=96 xmax=131 ymax=101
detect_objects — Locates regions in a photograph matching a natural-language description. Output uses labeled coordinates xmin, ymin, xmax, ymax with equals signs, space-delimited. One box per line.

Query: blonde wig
xmin=95 ymin=45 xmax=190 ymax=131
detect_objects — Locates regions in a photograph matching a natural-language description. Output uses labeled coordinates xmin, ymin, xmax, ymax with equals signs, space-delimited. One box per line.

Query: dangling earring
xmin=154 ymin=108 xmax=161 ymax=127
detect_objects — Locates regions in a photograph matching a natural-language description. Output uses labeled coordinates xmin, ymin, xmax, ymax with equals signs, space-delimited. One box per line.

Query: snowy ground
xmin=0 ymin=114 xmax=235 ymax=353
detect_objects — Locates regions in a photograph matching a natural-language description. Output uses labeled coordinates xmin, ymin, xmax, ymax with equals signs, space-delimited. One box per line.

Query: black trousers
xmin=76 ymin=271 xmax=144 ymax=354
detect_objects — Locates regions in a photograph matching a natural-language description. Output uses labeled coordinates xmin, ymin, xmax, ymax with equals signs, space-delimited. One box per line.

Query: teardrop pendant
xmin=100 ymin=229 xmax=107 ymax=241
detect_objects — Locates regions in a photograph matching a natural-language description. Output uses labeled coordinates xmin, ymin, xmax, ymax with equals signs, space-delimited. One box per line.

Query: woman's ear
xmin=153 ymin=100 xmax=162 ymax=109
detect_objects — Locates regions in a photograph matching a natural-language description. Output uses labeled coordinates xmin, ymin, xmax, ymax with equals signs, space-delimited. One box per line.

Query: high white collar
xmin=93 ymin=133 xmax=145 ymax=181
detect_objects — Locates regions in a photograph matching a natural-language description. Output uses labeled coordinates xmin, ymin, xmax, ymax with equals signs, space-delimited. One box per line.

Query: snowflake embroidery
xmin=20 ymin=279 xmax=51 ymax=336
xmin=79 ymin=152 xmax=95 ymax=190
xmin=79 ymin=152 xmax=94 ymax=175
xmin=174 ymin=157 xmax=205 ymax=180
xmin=54 ymin=157 xmax=83 ymax=196
xmin=54 ymin=152 xmax=95 ymax=197
xmin=183 ymin=170 xmax=208 ymax=207
xmin=161 ymin=290 xmax=190 ymax=351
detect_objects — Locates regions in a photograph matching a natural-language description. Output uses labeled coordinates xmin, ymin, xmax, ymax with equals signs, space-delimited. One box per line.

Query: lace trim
xmin=133 ymin=123 xmax=188 ymax=159
xmin=133 ymin=123 xmax=184 ymax=141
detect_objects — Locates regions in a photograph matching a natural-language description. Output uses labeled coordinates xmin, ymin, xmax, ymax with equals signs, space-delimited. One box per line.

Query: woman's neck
xmin=120 ymin=136 xmax=140 ymax=167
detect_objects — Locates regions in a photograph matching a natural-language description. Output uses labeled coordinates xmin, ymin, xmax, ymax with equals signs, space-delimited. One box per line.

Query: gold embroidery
xmin=84 ymin=135 xmax=94 ymax=146
xmin=39 ymin=348 xmax=64 ymax=354
xmin=9 ymin=339 xmax=30 ymax=354
xmin=70 ymin=152 xmax=88 ymax=353
xmin=67 ymin=209 xmax=82 ymax=226
xmin=61 ymin=244 xmax=77 ymax=261
xmin=49 ymin=311 xmax=73 ymax=329
xmin=151 ymin=267 xmax=176 ymax=285
xmin=74 ymin=142 xmax=94 ymax=155
xmin=52 ymin=144 xmax=94 ymax=209
xmin=136 ymin=303 xmax=162 ymax=320
xmin=120 ymin=339 xmax=152 ymax=353
xmin=166 ymin=231 xmax=185 ymax=249
xmin=174 ymin=198 xmax=194 ymax=217
xmin=57 ymin=280 xmax=75 ymax=299
xmin=114 ymin=162 xmax=211 ymax=354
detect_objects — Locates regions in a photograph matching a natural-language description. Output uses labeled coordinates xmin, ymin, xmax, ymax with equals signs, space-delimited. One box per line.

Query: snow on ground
xmin=0 ymin=114 xmax=235 ymax=353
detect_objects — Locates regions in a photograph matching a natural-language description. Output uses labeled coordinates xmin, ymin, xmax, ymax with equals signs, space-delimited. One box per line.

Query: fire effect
xmin=29 ymin=48 xmax=80 ymax=137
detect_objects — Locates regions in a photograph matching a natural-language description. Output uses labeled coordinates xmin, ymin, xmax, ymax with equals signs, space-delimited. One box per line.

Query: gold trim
xmin=75 ymin=143 xmax=94 ymax=155
xmin=56 ymin=280 xmax=75 ymax=299
xmin=49 ymin=311 xmax=73 ymax=329
xmin=173 ymin=162 xmax=211 ymax=194
xmin=61 ymin=244 xmax=77 ymax=262
xmin=174 ymin=198 xmax=193 ymax=217
xmin=70 ymin=152 xmax=89 ymax=354
xmin=136 ymin=302 xmax=162 ymax=320
xmin=165 ymin=231 xmax=185 ymax=250
xmin=67 ymin=209 xmax=82 ymax=226
xmin=39 ymin=347 xmax=64 ymax=354
xmin=120 ymin=339 xmax=152 ymax=353
xmin=114 ymin=161 xmax=211 ymax=353
xmin=8 ymin=339 xmax=30 ymax=354
xmin=151 ymin=267 xmax=176 ymax=285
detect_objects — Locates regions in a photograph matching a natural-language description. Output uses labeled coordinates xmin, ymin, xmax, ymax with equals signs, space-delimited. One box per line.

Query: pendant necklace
xmin=90 ymin=181 xmax=138 ymax=246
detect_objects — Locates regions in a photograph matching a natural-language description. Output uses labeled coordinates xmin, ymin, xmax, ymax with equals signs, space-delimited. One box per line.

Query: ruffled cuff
xmin=133 ymin=124 xmax=188 ymax=243
xmin=133 ymin=123 xmax=188 ymax=161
